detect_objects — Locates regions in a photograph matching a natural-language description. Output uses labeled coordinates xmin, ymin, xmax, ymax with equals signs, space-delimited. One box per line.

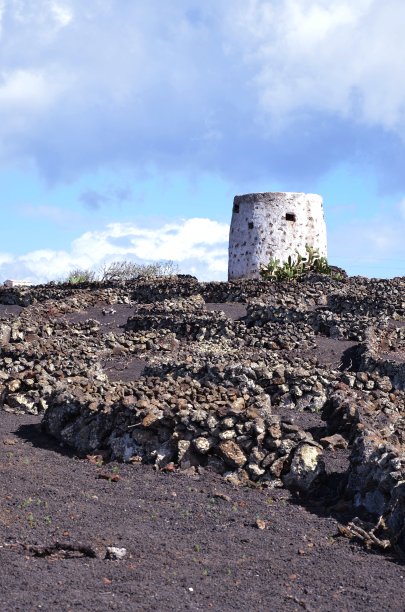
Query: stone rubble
xmin=1 ymin=273 xmax=405 ymax=551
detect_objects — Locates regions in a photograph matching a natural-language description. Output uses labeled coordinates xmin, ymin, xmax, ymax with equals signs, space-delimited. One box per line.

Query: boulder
xmin=283 ymin=442 xmax=325 ymax=491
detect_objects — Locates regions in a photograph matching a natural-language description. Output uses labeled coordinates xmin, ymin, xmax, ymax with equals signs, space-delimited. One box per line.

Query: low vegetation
xmin=260 ymin=245 xmax=341 ymax=281
xmin=64 ymin=260 xmax=179 ymax=284
xmin=64 ymin=268 xmax=97 ymax=284
xmin=98 ymin=260 xmax=179 ymax=282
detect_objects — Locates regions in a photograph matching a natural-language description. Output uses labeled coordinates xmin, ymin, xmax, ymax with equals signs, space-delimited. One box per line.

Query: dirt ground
xmin=1 ymin=299 xmax=405 ymax=611
xmin=1 ymin=411 xmax=405 ymax=612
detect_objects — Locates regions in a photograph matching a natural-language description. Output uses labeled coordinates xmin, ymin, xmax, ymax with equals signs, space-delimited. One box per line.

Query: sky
xmin=1 ymin=0 xmax=405 ymax=283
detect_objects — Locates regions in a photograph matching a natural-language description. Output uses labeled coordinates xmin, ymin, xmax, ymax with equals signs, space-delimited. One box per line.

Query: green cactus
xmin=260 ymin=245 xmax=339 ymax=282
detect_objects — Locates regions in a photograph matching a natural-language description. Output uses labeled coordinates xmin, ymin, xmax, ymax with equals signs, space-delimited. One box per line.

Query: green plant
xmin=20 ymin=497 xmax=33 ymax=509
xmin=260 ymin=245 xmax=339 ymax=282
xmin=27 ymin=512 xmax=35 ymax=528
xmin=304 ymin=245 xmax=332 ymax=274
xmin=65 ymin=268 xmax=96 ymax=284
xmin=259 ymin=257 xmax=281 ymax=279
xmin=260 ymin=256 xmax=300 ymax=281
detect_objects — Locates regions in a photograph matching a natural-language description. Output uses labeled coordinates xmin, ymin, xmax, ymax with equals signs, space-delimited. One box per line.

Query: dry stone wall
xmin=1 ymin=273 xmax=405 ymax=553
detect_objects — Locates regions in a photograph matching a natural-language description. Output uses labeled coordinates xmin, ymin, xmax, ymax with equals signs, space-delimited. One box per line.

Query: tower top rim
xmin=233 ymin=192 xmax=322 ymax=200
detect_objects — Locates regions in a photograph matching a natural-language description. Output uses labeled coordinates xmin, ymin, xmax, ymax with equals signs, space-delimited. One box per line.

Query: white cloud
xmin=1 ymin=204 xmax=404 ymax=282
xmin=0 ymin=68 xmax=70 ymax=150
xmin=0 ymin=70 xmax=57 ymax=111
xmin=50 ymin=2 xmax=73 ymax=27
xmin=234 ymin=0 xmax=405 ymax=131
xmin=0 ymin=0 xmax=405 ymax=187
xmin=0 ymin=218 xmax=230 ymax=283
xmin=0 ymin=252 xmax=13 ymax=266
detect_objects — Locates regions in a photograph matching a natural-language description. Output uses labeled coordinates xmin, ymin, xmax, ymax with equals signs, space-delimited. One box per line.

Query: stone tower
xmin=228 ymin=192 xmax=327 ymax=280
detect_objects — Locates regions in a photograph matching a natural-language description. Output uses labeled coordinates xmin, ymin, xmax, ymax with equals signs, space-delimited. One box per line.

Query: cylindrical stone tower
xmin=228 ymin=192 xmax=327 ymax=280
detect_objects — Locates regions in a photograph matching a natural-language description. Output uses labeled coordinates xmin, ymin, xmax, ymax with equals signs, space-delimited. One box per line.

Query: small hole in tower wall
xmin=233 ymin=203 xmax=240 ymax=213
xmin=248 ymin=222 xmax=254 ymax=230
xmin=286 ymin=213 xmax=296 ymax=222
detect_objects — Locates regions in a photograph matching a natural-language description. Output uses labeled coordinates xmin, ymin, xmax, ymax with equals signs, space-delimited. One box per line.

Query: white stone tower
xmin=228 ymin=192 xmax=327 ymax=280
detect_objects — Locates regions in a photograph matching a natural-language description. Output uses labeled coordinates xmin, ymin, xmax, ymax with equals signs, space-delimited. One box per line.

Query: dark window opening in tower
xmin=248 ymin=222 xmax=254 ymax=229
xmin=285 ymin=213 xmax=296 ymax=222
xmin=233 ymin=203 xmax=240 ymax=213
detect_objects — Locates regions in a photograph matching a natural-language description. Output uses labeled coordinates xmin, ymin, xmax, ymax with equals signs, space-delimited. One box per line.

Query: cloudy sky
xmin=1 ymin=0 xmax=405 ymax=282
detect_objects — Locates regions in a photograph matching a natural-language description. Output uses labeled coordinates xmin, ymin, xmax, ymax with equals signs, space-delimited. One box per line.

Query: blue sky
xmin=1 ymin=0 xmax=405 ymax=282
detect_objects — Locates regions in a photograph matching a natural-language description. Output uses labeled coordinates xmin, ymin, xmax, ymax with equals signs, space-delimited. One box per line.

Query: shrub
xmin=61 ymin=260 xmax=179 ymax=285
xmin=65 ymin=268 xmax=96 ymax=284
xmin=98 ymin=259 xmax=179 ymax=282
xmin=260 ymin=245 xmax=341 ymax=281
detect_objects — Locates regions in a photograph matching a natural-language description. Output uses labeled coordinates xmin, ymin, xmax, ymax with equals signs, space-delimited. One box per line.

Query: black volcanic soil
xmin=58 ymin=302 xmax=357 ymax=381
xmin=1 ymin=280 xmax=405 ymax=612
xmin=1 ymin=410 xmax=405 ymax=612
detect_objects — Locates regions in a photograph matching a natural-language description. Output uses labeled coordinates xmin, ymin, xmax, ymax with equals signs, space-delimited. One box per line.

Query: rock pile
xmin=42 ymin=375 xmax=324 ymax=490
xmin=1 ymin=273 xmax=405 ymax=551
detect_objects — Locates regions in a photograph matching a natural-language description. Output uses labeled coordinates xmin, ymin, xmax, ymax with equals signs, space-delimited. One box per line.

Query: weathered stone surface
xmin=105 ymin=546 xmax=127 ymax=560
xmin=320 ymin=434 xmax=348 ymax=450
xmin=348 ymin=431 xmax=405 ymax=516
xmin=228 ymin=192 xmax=327 ymax=280
xmin=6 ymin=393 xmax=37 ymax=414
xmin=218 ymin=441 xmax=247 ymax=468
xmin=193 ymin=437 xmax=211 ymax=454
xmin=283 ymin=443 xmax=325 ymax=491
xmin=0 ymin=323 xmax=11 ymax=346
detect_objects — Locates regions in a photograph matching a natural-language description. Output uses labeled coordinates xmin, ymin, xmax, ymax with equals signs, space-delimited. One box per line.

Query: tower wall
xmin=228 ymin=192 xmax=327 ymax=280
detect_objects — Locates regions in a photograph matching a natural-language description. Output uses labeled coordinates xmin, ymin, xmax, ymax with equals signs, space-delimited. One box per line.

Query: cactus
xmin=260 ymin=246 xmax=339 ymax=282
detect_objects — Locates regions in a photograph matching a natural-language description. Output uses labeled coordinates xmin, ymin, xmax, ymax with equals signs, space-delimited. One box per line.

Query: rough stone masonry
xmin=228 ymin=192 xmax=327 ymax=280
xmin=1 ymin=274 xmax=405 ymax=553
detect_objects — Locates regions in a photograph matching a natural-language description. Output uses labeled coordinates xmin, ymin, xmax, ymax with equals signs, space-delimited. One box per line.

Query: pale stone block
xmin=3 ymin=279 xmax=33 ymax=288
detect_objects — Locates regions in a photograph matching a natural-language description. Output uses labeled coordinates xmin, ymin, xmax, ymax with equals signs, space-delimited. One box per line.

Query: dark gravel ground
xmin=1 ymin=411 xmax=405 ymax=612
xmin=0 ymin=305 xmax=24 ymax=320
xmin=1 ymin=298 xmax=405 ymax=611
xmin=59 ymin=302 xmax=358 ymax=380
